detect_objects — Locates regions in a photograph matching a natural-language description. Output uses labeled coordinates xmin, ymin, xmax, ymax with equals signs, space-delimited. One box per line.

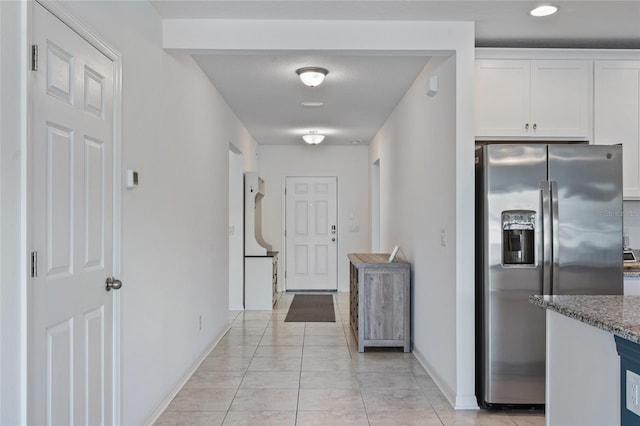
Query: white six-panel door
xmin=30 ymin=3 xmax=115 ymax=424
xmin=285 ymin=177 xmax=337 ymax=291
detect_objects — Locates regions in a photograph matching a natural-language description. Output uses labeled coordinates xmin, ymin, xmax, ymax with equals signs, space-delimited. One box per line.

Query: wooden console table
xmin=348 ymin=253 xmax=410 ymax=352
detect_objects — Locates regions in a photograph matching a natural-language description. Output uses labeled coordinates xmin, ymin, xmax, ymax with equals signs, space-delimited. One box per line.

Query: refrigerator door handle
xmin=550 ymin=180 xmax=560 ymax=294
xmin=541 ymin=181 xmax=552 ymax=295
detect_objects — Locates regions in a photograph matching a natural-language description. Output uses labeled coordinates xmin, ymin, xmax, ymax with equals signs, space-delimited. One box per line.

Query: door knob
xmin=105 ymin=277 xmax=123 ymax=291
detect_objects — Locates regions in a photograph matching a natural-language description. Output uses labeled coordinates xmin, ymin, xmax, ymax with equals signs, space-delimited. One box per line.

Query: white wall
xmin=0 ymin=2 xmax=29 ymax=424
xmin=257 ymin=145 xmax=370 ymax=292
xmin=0 ymin=1 xmax=258 ymax=424
xmin=369 ymin=55 xmax=474 ymax=407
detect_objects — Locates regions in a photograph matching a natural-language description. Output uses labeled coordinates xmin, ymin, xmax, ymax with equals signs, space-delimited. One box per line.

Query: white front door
xmin=30 ymin=3 xmax=116 ymax=424
xmin=285 ymin=177 xmax=338 ymax=291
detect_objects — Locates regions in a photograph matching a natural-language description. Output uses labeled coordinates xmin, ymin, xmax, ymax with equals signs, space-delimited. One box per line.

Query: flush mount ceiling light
xmin=296 ymin=67 xmax=329 ymax=87
xmin=302 ymin=131 xmax=325 ymax=145
xmin=530 ymin=5 xmax=558 ymax=16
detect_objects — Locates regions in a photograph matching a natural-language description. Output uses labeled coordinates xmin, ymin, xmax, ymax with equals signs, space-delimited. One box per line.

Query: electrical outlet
xmin=627 ymin=370 xmax=640 ymax=416
xmin=440 ymin=228 xmax=447 ymax=247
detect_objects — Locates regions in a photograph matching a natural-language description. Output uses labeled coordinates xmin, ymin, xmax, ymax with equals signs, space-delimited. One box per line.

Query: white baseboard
xmin=143 ymin=324 xmax=232 ymax=425
xmin=412 ymin=346 xmax=479 ymax=410
xmin=454 ymin=394 xmax=480 ymax=410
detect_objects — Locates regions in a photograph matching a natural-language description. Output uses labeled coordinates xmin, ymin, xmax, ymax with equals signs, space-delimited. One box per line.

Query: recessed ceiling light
xmin=302 ymin=130 xmax=325 ymax=145
xmin=301 ymin=101 xmax=324 ymax=108
xmin=530 ymin=5 xmax=558 ymax=17
xmin=296 ymin=67 xmax=329 ymax=87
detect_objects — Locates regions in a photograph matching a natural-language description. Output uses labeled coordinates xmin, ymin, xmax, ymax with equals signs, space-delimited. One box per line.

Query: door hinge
xmin=31 ymin=251 xmax=38 ymax=277
xmin=31 ymin=44 xmax=39 ymax=71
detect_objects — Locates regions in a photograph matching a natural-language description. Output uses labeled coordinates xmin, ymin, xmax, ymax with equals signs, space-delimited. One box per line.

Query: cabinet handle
xmin=533 ymin=123 xmax=537 ymax=131
xmin=525 ymin=123 xmax=530 ymax=131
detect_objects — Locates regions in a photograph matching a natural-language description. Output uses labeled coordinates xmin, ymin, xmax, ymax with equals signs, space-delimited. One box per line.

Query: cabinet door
xmin=362 ymin=270 xmax=406 ymax=341
xmin=530 ymin=60 xmax=591 ymax=138
xmin=476 ymin=60 xmax=530 ymax=137
xmin=245 ymin=258 xmax=274 ymax=310
xmin=594 ymin=61 xmax=640 ymax=199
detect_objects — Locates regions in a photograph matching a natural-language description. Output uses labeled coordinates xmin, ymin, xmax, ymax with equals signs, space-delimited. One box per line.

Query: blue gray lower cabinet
xmin=348 ymin=253 xmax=411 ymax=353
xmin=615 ymin=336 xmax=640 ymax=425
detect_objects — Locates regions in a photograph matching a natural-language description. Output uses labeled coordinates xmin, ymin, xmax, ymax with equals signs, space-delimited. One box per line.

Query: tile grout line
xmin=295 ymin=320 xmax=306 ymax=425
xmin=220 ymin=310 xmax=271 ymax=425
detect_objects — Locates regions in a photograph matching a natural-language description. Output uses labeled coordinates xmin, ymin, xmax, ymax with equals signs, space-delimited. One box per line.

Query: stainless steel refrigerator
xmin=475 ymin=144 xmax=623 ymax=408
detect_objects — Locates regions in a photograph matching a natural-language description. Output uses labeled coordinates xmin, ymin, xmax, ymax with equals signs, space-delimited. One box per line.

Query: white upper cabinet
xmin=594 ymin=61 xmax=640 ymax=199
xmin=476 ymin=59 xmax=592 ymax=139
xmin=530 ymin=61 xmax=591 ymax=137
xmin=476 ymin=60 xmax=530 ymax=137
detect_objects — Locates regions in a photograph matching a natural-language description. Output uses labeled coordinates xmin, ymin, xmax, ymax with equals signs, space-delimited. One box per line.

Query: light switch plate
xmin=627 ymin=370 xmax=640 ymax=417
xmin=428 ymin=75 xmax=439 ymax=96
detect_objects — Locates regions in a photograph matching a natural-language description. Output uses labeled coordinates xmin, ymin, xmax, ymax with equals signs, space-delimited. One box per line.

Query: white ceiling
xmin=152 ymin=1 xmax=640 ymax=145
xmin=194 ymin=54 xmax=430 ymax=145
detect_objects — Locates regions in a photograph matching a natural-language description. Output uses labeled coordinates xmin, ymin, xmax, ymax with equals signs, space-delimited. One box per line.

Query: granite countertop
xmin=530 ymin=294 xmax=640 ymax=344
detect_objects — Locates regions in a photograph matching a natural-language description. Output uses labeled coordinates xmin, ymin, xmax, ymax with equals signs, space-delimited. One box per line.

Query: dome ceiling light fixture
xmin=302 ymin=130 xmax=325 ymax=145
xmin=296 ymin=67 xmax=329 ymax=87
xmin=530 ymin=5 xmax=558 ymax=17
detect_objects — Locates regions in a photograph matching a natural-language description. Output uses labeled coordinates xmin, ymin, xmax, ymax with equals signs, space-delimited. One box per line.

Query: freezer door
xmin=548 ymin=145 xmax=623 ymax=295
xmin=481 ymin=144 xmax=547 ymax=405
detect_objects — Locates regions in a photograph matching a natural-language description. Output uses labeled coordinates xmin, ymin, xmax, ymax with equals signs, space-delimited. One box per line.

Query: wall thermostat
xmin=126 ymin=169 xmax=139 ymax=189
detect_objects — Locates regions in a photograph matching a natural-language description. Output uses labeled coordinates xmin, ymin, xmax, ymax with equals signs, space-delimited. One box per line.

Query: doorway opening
xmin=228 ymin=145 xmax=244 ymax=310
xmin=371 ymin=158 xmax=381 ymax=252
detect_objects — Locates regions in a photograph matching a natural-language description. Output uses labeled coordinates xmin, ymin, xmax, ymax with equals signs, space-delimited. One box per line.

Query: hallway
xmin=155 ymin=293 xmax=544 ymax=425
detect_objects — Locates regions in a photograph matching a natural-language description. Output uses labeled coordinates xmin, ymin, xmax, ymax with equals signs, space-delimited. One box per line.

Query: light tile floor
xmin=155 ymin=293 xmax=544 ymax=425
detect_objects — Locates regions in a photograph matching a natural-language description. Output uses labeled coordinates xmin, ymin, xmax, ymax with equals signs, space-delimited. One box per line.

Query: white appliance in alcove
xmin=244 ymin=172 xmax=278 ymax=309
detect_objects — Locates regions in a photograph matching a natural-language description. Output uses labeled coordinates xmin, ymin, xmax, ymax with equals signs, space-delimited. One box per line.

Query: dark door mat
xmin=284 ymin=294 xmax=336 ymax=322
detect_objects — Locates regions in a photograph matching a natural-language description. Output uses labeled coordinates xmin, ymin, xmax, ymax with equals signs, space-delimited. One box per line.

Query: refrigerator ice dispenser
xmin=502 ymin=210 xmax=535 ymax=265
